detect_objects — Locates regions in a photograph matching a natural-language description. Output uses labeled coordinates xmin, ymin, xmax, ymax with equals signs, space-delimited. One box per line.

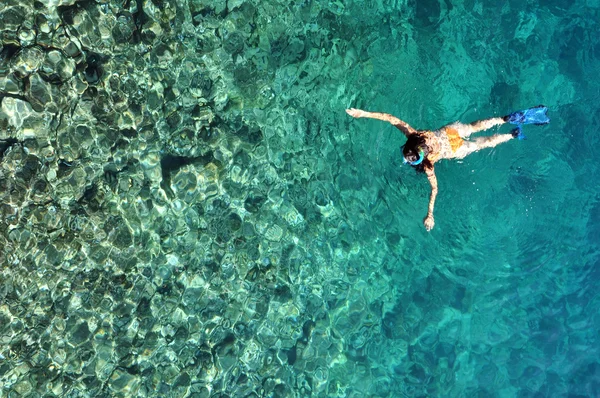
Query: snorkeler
xmin=346 ymin=106 xmax=549 ymax=231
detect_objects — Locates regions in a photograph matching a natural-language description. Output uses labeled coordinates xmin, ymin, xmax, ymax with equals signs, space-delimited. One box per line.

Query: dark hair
xmin=402 ymin=134 xmax=431 ymax=173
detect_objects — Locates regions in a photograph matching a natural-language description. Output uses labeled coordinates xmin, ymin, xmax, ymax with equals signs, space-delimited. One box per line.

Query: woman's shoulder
xmin=415 ymin=130 xmax=443 ymax=143
xmin=417 ymin=131 xmax=440 ymax=163
xmin=415 ymin=129 xmax=437 ymax=137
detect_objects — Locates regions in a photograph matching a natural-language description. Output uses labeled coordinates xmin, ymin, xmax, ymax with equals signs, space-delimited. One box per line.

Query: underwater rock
xmin=39 ymin=49 xmax=76 ymax=83
xmin=52 ymin=164 xmax=91 ymax=205
xmin=11 ymin=46 xmax=44 ymax=78
xmin=189 ymin=72 xmax=213 ymax=99
xmin=56 ymin=124 xmax=94 ymax=162
xmin=109 ymin=368 xmax=141 ymax=395
xmin=0 ymin=97 xmax=30 ymax=131
xmin=112 ymin=12 xmax=136 ymax=44
xmin=83 ymin=51 xmax=107 ymax=85
xmin=111 ymin=223 xmax=133 ymax=250
xmin=223 ymin=31 xmax=245 ymax=56
xmin=68 ymin=321 xmax=91 ymax=346
xmin=0 ymin=97 xmax=48 ymax=140
xmin=27 ymin=73 xmax=53 ymax=112
xmin=17 ymin=22 xmax=36 ymax=47
xmin=63 ymin=7 xmax=104 ymax=49
xmin=151 ymin=43 xmax=175 ymax=70
xmin=0 ymin=3 xmax=30 ymax=33
xmin=0 ymin=72 xmax=22 ymax=95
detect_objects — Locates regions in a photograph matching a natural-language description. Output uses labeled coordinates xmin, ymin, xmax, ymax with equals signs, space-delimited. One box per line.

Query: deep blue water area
xmin=1 ymin=0 xmax=599 ymax=396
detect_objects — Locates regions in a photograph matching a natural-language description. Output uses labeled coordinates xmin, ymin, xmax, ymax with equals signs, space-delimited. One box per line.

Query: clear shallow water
xmin=1 ymin=0 xmax=599 ymax=396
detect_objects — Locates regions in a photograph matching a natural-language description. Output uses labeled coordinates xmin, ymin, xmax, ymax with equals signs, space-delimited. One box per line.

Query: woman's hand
xmin=424 ymin=215 xmax=435 ymax=231
xmin=346 ymin=108 xmax=366 ymax=118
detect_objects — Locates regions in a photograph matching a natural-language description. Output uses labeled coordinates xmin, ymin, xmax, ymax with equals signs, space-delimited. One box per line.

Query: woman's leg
xmin=448 ymin=117 xmax=506 ymax=138
xmin=455 ymin=134 xmax=514 ymax=158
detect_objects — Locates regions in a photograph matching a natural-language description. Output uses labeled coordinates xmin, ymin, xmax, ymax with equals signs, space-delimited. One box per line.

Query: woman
xmin=346 ymin=106 xmax=549 ymax=231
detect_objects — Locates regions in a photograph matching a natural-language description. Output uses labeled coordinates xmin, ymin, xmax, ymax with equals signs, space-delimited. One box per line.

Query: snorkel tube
xmin=404 ymin=148 xmax=425 ymax=166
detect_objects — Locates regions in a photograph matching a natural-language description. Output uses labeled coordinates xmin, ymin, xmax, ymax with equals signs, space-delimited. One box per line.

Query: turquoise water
xmin=1 ymin=0 xmax=600 ymax=396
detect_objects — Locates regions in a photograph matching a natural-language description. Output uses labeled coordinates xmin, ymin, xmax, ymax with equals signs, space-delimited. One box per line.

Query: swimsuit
xmin=442 ymin=126 xmax=464 ymax=153
xmin=423 ymin=125 xmax=465 ymax=162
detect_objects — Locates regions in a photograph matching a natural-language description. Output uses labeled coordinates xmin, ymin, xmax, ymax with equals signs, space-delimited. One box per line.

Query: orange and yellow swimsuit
xmin=423 ymin=125 xmax=464 ymax=163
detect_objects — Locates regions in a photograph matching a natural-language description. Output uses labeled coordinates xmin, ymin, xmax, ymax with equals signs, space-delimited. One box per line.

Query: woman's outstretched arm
xmin=424 ymin=166 xmax=438 ymax=231
xmin=346 ymin=108 xmax=417 ymax=137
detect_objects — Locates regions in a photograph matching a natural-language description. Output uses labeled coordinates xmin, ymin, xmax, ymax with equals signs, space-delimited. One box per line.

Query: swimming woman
xmin=346 ymin=106 xmax=549 ymax=231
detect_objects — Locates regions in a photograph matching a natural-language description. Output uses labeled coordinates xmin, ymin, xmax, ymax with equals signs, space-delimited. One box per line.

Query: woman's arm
xmin=346 ymin=108 xmax=417 ymax=137
xmin=424 ymin=166 xmax=438 ymax=231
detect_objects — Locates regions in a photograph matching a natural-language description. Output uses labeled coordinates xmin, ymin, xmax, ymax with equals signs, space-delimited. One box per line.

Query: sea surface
xmin=1 ymin=0 xmax=599 ymax=396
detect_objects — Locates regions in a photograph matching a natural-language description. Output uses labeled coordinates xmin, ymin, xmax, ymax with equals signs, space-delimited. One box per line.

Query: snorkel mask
xmin=403 ymin=148 xmax=425 ymax=166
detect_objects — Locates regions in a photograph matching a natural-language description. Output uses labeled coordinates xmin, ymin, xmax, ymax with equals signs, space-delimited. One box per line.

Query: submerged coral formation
xmin=0 ymin=0 xmax=393 ymax=396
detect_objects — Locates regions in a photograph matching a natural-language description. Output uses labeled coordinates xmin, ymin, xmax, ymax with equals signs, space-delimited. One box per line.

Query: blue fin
xmin=511 ymin=126 xmax=526 ymax=140
xmin=507 ymin=105 xmax=550 ymax=125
